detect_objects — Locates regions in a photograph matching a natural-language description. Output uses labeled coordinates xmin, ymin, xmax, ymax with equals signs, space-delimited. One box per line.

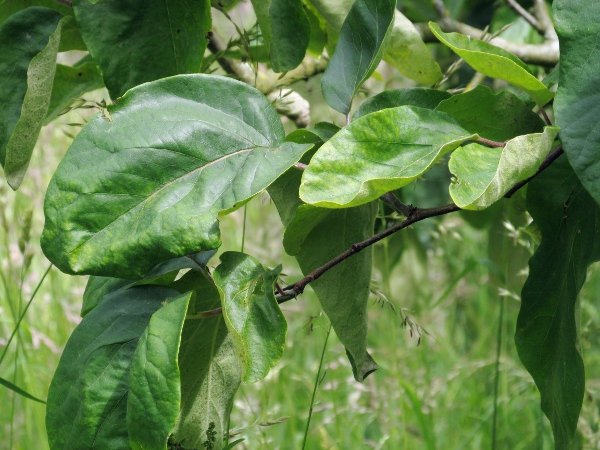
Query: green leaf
xmin=321 ymin=0 xmax=396 ymax=114
xmin=81 ymin=251 xmax=215 ymax=316
xmin=436 ymin=85 xmax=545 ymax=141
xmin=269 ymin=168 xmax=378 ymax=382
xmin=128 ymin=292 xmax=192 ymax=450
xmin=0 ymin=376 xmax=46 ymax=404
xmin=0 ymin=8 xmax=65 ymax=189
xmin=46 ymin=285 xmax=181 ymax=449
xmin=269 ymin=0 xmax=311 ymax=72
xmin=429 ymin=23 xmax=553 ymax=106
xmin=300 ymin=106 xmax=477 ymax=208
xmin=449 ymin=126 xmax=559 ymax=210
xmin=354 ymin=88 xmax=451 ymax=120
xmin=44 ymin=60 xmax=104 ymax=124
xmin=213 ymin=252 xmax=286 ymax=383
xmin=0 ymin=1 xmax=86 ymax=51
xmin=41 ymin=75 xmax=312 ymax=278
xmin=516 ymin=157 xmax=600 ymax=450
xmin=553 ymin=0 xmax=600 ymax=206
xmin=383 ymin=11 xmax=442 ymax=84
xmin=72 ymin=0 xmax=212 ymax=98
xmin=171 ymin=271 xmax=241 ymax=450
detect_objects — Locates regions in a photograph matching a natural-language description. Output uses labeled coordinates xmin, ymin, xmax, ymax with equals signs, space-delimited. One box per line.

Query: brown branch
xmin=505 ymin=145 xmax=564 ymax=198
xmin=414 ymin=19 xmax=559 ymax=66
xmin=478 ymin=137 xmax=506 ymax=148
xmin=505 ymin=0 xmax=544 ymax=35
xmin=380 ymin=192 xmax=414 ymax=217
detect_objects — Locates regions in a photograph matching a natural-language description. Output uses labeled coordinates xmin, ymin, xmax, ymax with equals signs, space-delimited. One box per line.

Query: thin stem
xmin=478 ymin=137 xmax=506 ymax=148
xmin=380 ymin=192 xmax=414 ymax=217
xmin=302 ymin=321 xmax=331 ymax=450
xmin=0 ymin=264 xmax=52 ymax=367
xmin=505 ymin=0 xmax=544 ymax=34
xmin=539 ymin=106 xmax=552 ymax=126
xmin=491 ymin=296 xmax=505 ymax=450
xmin=241 ymin=204 xmax=247 ymax=253
xmin=294 ymin=162 xmax=307 ymax=171
xmin=505 ymin=145 xmax=563 ymax=198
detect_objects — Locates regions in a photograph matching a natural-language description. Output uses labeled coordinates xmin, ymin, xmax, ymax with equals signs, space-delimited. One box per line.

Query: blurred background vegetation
xmin=1 ymin=0 xmax=600 ymax=449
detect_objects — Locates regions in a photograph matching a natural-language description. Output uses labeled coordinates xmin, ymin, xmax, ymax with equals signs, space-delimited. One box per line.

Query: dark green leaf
xmin=0 ymin=376 xmax=46 ymax=404
xmin=0 ymin=7 xmax=65 ymax=189
xmin=0 ymin=0 xmax=86 ymax=51
xmin=553 ymin=0 xmax=600 ymax=206
xmin=72 ymin=0 xmax=212 ymax=98
xmin=171 ymin=271 xmax=241 ymax=450
xmin=436 ymin=85 xmax=545 ymax=141
xmin=46 ymin=285 xmax=181 ymax=449
xmin=300 ymin=106 xmax=477 ymax=208
xmin=321 ymin=0 xmax=396 ymax=114
xmin=44 ymin=61 xmax=104 ymax=124
xmin=269 ymin=168 xmax=378 ymax=382
xmin=213 ymin=252 xmax=286 ymax=383
xmin=354 ymin=88 xmax=451 ymax=120
xmin=269 ymin=0 xmax=310 ymax=72
xmin=81 ymin=251 xmax=216 ymax=316
xmin=449 ymin=127 xmax=559 ymax=209
xmin=41 ymin=75 xmax=311 ymax=278
xmin=128 ymin=292 xmax=192 ymax=450
xmin=383 ymin=11 xmax=442 ymax=84
xmin=429 ymin=23 xmax=553 ymax=105
xmin=516 ymin=157 xmax=600 ymax=450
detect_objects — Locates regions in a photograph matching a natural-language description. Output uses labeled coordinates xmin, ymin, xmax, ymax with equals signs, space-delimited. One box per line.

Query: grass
xmin=1 ymin=104 xmax=600 ymax=450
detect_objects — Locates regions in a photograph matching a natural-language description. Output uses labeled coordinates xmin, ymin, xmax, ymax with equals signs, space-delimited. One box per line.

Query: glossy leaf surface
xmin=383 ymin=11 xmax=442 ymax=84
xmin=354 ymin=88 xmax=451 ymax=120
xmin=449 ymin=127 xmax=559 ymax=209
xmin=128 ymin=292 xmax=192 ymax=450
xmin=300 ymin=106 xmax=477 ymax=208
xmin=46 ymin=285 xmax=181 ymax=449
xmin=171 ymin=271 xmax=241 ymax=449
xmin=214 ymin=252 xmax=286 ymax=383
xmin=430 ymin=23 xmax=553 ymax=105
xmin=0 ymin=7 xmax=64 ymax=189
xmin=41 ymin=75 xmax=311 ymax=278
xmin=516 ymin=157 xmax=600 ymax=449
xmin=436 ymin=85 xmax=545 ymax=141
xmin=269 ymin=0 xmax=310 ymax=72
xmin=554 ymin=0 xmax=600 ymax=206
xmin=321 ymin=0 xmax=396 ymax=114
xmin=72 ymin=0 xmax=211 ymax=98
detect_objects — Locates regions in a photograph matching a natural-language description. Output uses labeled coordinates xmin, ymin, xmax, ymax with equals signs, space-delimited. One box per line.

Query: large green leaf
xmin=213 ymin=252 xmax=286 ymax=383
xmin=72 ymin=0 xmax=211 ymax=98
xmin=354 ymin=88 xmax=451 ymax=120
xmin=44 ymin=60 xmax=104 ymax=124
xmin=268 ymin=166 xmax=378 ymax=382
xmin=0 ymin=7 xmax=65 ymax=189
xmin=516 ymin=157 xmax=600 ymax=450
xmin=449 ymin=127 xmax=559 ymax=210
xmin=46 ymin=285 xmax=182 ymax=449
xmin=300 ymin=106 xmax=477 ymax=208
xmin=554 ymin=1 xmax=600 ymax=206
xmin=383 ymin=11 xmax=442 ymax=84
xmin=321 ymin=0 xmax=396 ymax=114
xmin=0 ymin=1 xmax=86 ymax=51
xmin=171 ymin=271 xmax=241 ymax=449
xmin=429 ymin=23 xmax=553 ymax=106
xmin=41 ymin=75 xmax=312 ymax=278
xmin=127 ymin=292 xmax=192 ymax=450
xmin=436 ymin=85 xmax=545 ymax=141
xmin=269 ymin=0 xmax=310 ymax=72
